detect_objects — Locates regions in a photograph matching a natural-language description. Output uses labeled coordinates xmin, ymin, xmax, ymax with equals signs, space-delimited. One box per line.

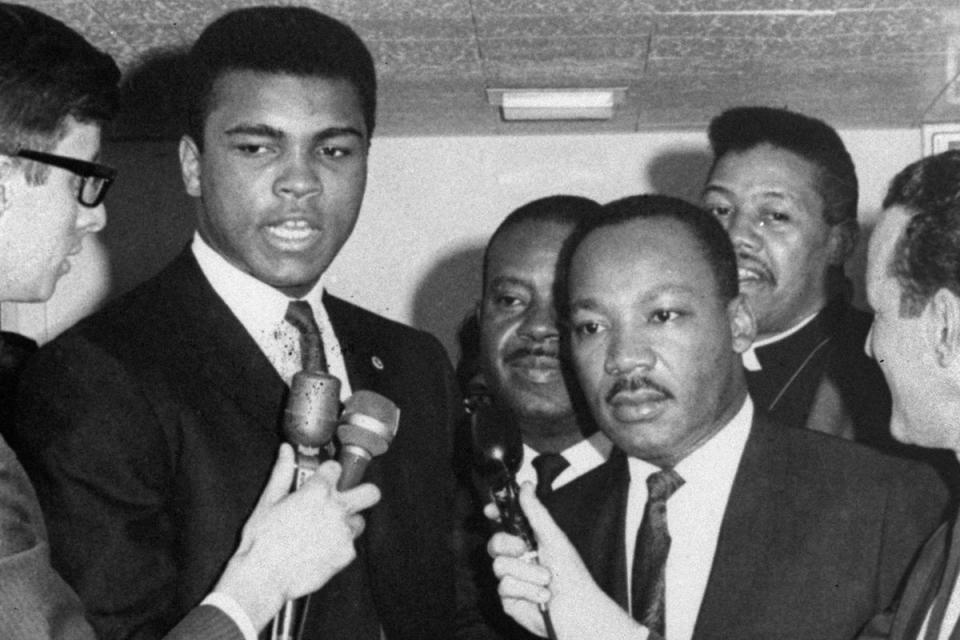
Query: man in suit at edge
xmin=855 ymin=150 xmax=960 ymax=639
xmin=0 ymin=4 xmax=380 ymax=640
xmin=700 ymin=106 xmax=895 ymax=446
xmin=12 ymin=6 xmax=458 ymax=640
xmin=487 ymin=194 xmax=948 ymax=640
xmin=455 ymin=196 xmax=612 ymax=638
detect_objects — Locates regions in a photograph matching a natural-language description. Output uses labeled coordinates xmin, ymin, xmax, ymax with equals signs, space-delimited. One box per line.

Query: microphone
xmin=336 ymin=390 xmax=400 ymax=491
xmin=470 ymin=402 xmax=557 ymax=640
xmin=272 ymin=370 xmax=341 ymax=640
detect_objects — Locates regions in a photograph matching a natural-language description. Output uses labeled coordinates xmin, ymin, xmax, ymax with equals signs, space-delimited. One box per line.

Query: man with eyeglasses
xmin=0 ymin=5 xmax=380 ymax=639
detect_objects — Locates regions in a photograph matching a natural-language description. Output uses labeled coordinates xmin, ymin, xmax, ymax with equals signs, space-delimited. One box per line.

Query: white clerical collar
xmin=627 ymin=395 xmax=754 ymax=486
xmin=742 ymin=309 xmax=821 ymax=371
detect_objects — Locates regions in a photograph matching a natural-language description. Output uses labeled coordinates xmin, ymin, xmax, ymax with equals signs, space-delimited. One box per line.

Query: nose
xmin=517 ymin=299 xmax=558 ymax=342
xmin=77 ymin=201 xmax=106 ymax=235
xmin=604 ymin=327 xmax=655 ymax=376
xmin=726 ymin=209 xmax=761 ymax=252
xmin=864 ymin=321 xmax=875 ymax=359
xmin=274 ymin=150 xmax=323 ymax=201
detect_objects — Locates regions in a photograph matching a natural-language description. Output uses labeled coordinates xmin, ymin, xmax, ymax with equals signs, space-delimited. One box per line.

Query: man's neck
xmin=520 ymin=414 xmax=588 ymax=453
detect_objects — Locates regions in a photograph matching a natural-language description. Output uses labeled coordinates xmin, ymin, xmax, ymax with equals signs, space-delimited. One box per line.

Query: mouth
xmin=507 ymin=351 xmax=562 ymax=384
xmin=736 ymin=256 xmax=774 ymax=286
xmin=606 ymin=378 xmax=672 ymax=421
xmin=263 ymin=219 xmax=321 ymax=249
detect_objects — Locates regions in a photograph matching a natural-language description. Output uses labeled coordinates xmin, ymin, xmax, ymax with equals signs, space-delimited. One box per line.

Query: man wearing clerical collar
xmin=700 ymin=106 xmax=893 ymax=447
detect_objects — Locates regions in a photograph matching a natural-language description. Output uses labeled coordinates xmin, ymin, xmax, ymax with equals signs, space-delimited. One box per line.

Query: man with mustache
xmin=457 ymin=196 xmax=611 ymax=638
xmin=12 ymin=6 xmax=458 ymax=640
xmin=486 ymin=194 xmax=947 ymax=639
xmin=700 ymin=106 xmax=892 ymax=446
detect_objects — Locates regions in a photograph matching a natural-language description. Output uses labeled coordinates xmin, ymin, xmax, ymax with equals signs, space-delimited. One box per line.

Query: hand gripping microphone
xmin=336 ymin=390 xmax=400 ymax=490
xmin=470 ymin=401 xmax=557 ymax=640
xmin=272 ymin=370 xmax=341 ymax=640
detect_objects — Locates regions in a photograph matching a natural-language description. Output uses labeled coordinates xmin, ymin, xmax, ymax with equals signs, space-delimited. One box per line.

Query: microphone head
xmin=338 ymin=390 xmax=399 ymax=456
xmin=471 ymin=402 xmax=523 ymax=479
xmin=284 ymin=371 xmax=341 ymax=449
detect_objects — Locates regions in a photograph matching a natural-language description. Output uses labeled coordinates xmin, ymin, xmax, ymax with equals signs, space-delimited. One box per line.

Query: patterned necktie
xmin=631 ymin=467 xmax=685 ymax=637
xmin=284 ymin=300 xmax=328 ymax=373
xmin=532 ymin=452 xmax=570 ymax=501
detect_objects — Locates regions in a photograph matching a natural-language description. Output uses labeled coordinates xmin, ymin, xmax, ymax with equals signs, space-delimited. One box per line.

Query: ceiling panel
xmin=10 ymin=0 xmax=960 ymax=137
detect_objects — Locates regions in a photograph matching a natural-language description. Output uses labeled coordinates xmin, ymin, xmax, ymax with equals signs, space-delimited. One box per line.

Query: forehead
xmin=570 ymin=217 xmax=717 ymax=300
xmin=205 ymin=70 xmax=366 ymax=137
xmin=486 ymin=220 xmax=574 ymax=279
xmin=708 ymin=145 xmax=824 ymax=205
xmin=53 ymin=117 xmax=102 ymax=160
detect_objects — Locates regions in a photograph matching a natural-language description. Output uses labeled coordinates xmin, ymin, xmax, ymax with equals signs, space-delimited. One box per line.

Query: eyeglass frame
xmin=12 ymin=148 xmax=117 ymax=208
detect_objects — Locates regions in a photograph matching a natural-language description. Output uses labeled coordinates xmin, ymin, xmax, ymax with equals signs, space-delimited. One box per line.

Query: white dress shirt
xmin=515 ymin=431 xmax=614 ymax=491
xmin=742 ymin=310 xmax=820 ymax=371
xmin=625 ymin=397 xmax=754 ymax=640
xmin=192 ymin=233 xmax=352 ymax=399
xmin=917 ymin=576 xmax=960 ymax=640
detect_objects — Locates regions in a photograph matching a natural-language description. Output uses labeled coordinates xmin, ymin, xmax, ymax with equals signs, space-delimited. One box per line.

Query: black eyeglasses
xmin=15 ymin=149 xmax=116 ymax=207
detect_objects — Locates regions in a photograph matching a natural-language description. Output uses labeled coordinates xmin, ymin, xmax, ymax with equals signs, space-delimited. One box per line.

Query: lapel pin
xmin=371 ymin=355 xmax=384 ymax=370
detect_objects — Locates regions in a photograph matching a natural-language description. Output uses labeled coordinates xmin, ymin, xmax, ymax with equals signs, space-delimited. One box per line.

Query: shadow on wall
xmin=410 ymin=243 xmax=485 ymax=365
xmin=100 ymin=48 xmax=196 ymax=303
xmin=645 ymin=147 xmax=714 ymax=203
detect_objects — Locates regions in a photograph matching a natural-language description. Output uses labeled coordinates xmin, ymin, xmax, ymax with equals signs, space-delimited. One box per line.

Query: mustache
xmin=605 ymin=376 xmax=673 ymax=403
xmin=505 ymin=344 xmax=560 ymax=364
xmin=736 ymin=252 xmax=776 ymax=284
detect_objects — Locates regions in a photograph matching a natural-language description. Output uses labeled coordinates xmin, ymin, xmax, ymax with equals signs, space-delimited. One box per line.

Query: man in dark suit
xmin=0 ymin=5 xmax=381 ymax=640
xmin=700 ymin=106 xmax=893 ymax=446
xmin=488 ymin=195 xmax=947 ymax=639
xmin=456 ymin=196 xmax=611 ymax=639
xmin=855 ymin=150 xmax=960 ymax=639
xmin=12 ymin=6 xmax=457 ymax=640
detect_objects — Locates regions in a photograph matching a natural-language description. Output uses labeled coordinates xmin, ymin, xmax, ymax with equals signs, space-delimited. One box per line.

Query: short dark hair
xmin=563 ymin=194 xmax=739 ymax=315
xmin=708 ymin=106 xmax=858 ymax=227
xmin=481 ymin=195 xmax=603 ymax=291
xmin=0 ymin=3 xmax=119 ymax=183
xmin=881 ymin=150 xmax=960 ymax=317
xmin=185 ymin=6 xmax=377 ymax=148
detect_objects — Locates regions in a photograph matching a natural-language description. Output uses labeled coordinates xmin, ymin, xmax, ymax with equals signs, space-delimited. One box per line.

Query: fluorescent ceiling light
xmin=486 ymin=88 xmax=627 ymax=121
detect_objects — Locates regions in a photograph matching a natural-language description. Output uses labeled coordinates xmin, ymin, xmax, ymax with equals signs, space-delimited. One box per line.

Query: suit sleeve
xmin=13 ymin=337 xmax=182 ymax=640
xmin=0 ymin=435 xmax=96 ymax=640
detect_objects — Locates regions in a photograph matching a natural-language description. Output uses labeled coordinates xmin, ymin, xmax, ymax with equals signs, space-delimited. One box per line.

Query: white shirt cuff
xmin=201 ymin=592 xmax=258 ymax=640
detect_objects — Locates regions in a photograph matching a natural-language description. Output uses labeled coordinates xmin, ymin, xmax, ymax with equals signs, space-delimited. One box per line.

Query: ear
xmin=930 ymin=288 xmax=960 ymax=368
xmin=178 ymin=135 xmax=202 ymax=198
xmin=827 ymin=219 xmax=859 ymax=266
xmin=727 ymin=294 xmax=756 ymax=354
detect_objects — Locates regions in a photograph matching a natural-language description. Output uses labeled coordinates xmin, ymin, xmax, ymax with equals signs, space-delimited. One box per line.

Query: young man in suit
xmin=0 ymin=4 xmax=380 ymax=640
xmin=12 ymin=6 xmax=458 ymax=640
xmin=488 ymin=194 xmax=947 ymax=640
xmin=700 ymin=107 xmax=893 ymax=445
xmin=856 ymin=150 xmax=960 ymax=639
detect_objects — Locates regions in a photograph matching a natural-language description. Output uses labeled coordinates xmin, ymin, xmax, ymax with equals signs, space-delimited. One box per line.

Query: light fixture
xmin=486 ymin=87 xmax=627 ymax=121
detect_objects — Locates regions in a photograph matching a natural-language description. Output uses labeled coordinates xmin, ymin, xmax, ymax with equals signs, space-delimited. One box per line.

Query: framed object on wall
xmin=923 ymin=123 xmax=960 ymax=156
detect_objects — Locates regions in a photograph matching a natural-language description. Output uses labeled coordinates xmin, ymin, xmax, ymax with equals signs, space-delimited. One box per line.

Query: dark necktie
xmin=285 ymin=300 xmax=328 ymax=373
xmin=532 ymin=452 xmax=570 ymax=501
xmin=631 ymin=468 xmax=685 ymax=637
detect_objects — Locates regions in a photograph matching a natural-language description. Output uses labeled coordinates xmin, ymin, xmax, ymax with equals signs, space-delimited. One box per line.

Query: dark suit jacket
xmin=859 ymin=518 xmax=960 ymax=640
xmin=11 ymin=249 xmax=459 ymax=640
xmin=544 ymin=414 xmax=950 ymax=640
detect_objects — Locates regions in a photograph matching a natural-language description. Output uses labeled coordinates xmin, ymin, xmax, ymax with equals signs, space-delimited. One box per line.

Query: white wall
xmin=0 ymin=127 xmax=923 ymax=362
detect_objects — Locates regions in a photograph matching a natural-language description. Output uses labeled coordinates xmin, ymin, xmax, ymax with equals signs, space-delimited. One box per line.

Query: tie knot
xmin=532 ymin=452 xmax=570 ymax=499
xmin=284 ymin=300 xmax=327 ymax=373
xmin=646 ymin=467 xmax=684 ymax=502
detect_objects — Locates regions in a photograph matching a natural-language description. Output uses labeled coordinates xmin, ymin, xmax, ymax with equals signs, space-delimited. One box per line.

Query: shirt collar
xmin=742 ymin=309 xmax=821 ymax=371
xmin=191 ymin=232 xmax=325 ymax=333
xmin=627 ymin=395 xmax=754 ymax=486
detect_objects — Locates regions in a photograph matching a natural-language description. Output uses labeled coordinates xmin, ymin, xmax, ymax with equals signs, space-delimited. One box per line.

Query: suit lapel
xmin=163 ymin=249 xmax=287 ymax=434
xmin=545 ymin=449 xmax=631 ymax=608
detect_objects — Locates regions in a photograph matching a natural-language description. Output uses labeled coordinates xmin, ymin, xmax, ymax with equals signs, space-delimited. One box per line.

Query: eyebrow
xmin=223 ymin=124 xmax=366 ymax=142
xmin=569 ymin=284 xmax=698 ymax=312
